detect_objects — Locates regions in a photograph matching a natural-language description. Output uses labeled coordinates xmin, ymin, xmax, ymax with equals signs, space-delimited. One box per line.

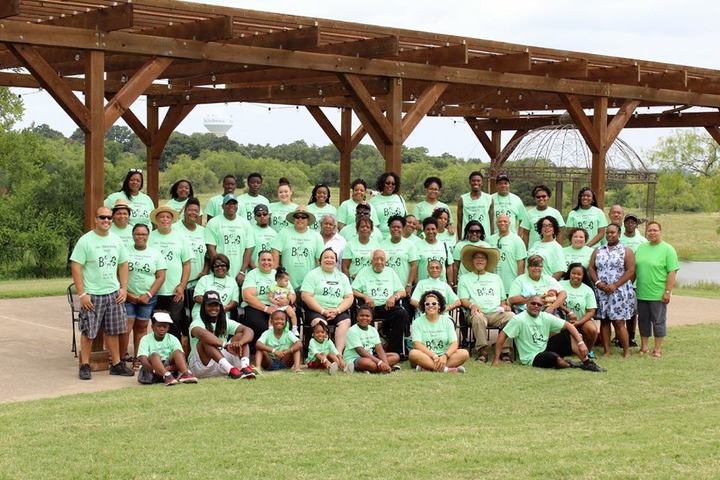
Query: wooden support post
xmin=386 ymin=77 xmax=403 ymax=173
xmin=146 ymin=104 xmax=159 ymax=205
xmin=340 ymin=108 xmax=352 ymax=202
xmin=84 ymin=51 xmax=105 ymax=232
xmin=555 ymin=180 xmax=564 ymax=211
xmin=591 ymin=97 xmax=608 ymax=207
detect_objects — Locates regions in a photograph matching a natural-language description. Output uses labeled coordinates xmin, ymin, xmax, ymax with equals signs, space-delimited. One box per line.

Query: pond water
xmin=676 ymin=262 xmax=720 ymax=285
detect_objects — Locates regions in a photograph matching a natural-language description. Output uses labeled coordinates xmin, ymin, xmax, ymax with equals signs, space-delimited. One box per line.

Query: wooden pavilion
xmin=3 ymin=0 xmax=720 ymax=230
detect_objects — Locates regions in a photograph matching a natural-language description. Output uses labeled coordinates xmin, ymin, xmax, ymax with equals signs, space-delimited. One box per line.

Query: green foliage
xmin=161 ymin=153 xmax=219 ymax=194
xmin=0 ymin=87 xmax=24 ymax=131
xmin=649 ymin=128 xmax=719 ymax=177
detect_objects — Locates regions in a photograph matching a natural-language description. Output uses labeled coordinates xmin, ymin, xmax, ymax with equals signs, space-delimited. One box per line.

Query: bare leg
xmin=640 ymin=336 xmax=650 ymax=354
xmin=355 ymin=357 xmax=380 ymax=372
xmin=334 ymin=318 xmax=351 ymax=353
xmin=447 ymin=349 xmax=469 ymax=367
xmin=652 ymin=337 xmax=664 ymax=357
xmin=409 ymin=349 xmax=435 ymax=370
xmin=292 ymin=350 xmax=302 ymax=371
xmin=169 ymin=349 xmax=190 ymax=374
xmin=579 ymin=322 xmax=599 ymax=352
xmin=148 ymin=352 xmax=168 ymax=376
xmin=105 ymin=334 xmax=121 ymax=365
xmin=120 ymin=317 xmax=135 ymax=359
xmin=600 ymin=319 xmax=612 ymax=356
xmin=612 ymin=320 xmax=630 ymax=358
xmin=80 ymin=335 xmax=93 ymax=364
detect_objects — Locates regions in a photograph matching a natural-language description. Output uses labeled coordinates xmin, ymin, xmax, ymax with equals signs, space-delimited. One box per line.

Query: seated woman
xmin=241 ymin=250 xmax=276 ymax=345
xmin=188 ymin=291 xmax=255 ymax=380
xmin=508 ymin=255 xmax=566 ymax=314
xmin=301 ymin=248 xmax=355 ymax=352
xmin=559 ymin=263 xmax=600 ymax=350
xmin=255 ymin=310 xmax=302 ymax=373
xmin=409 ymin=290 xmax=469 ymax=373
xmin=410 ymin=259 xmax=461 ymax=313
xmin=343 ymin=305 xmax=401 ymax=374
xmin=191 ymin=254 xmax=239 ymax=322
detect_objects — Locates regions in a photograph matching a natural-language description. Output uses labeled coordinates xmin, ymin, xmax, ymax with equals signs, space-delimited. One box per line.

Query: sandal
xmin=651 ymin=351 xmax=662 ymax=358
xmin=121 ymin=353 xmax=132 ymax=363
xmin=475 ymin=348 xmax=488 ymax=363
xmin=499 ymin=352 xmax=513 ymax=364
xmin=132 ymin=357 xmax=140 ymax=370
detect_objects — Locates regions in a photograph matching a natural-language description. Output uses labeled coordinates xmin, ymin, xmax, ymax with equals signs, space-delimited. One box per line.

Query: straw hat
xmin=285 ymin=206 xmax=316 ymax=225
xmin=111 ymin=199 xmax=133 ymax=213
xmin=461 ymin=244 xmax=500 ymax=273
xmin=149 ymin=205 xmax=178 ymax=225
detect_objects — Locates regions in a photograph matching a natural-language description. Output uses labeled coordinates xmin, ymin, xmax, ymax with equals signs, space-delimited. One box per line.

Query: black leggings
xmin=242 ymin=306 xmax=270 ymax=350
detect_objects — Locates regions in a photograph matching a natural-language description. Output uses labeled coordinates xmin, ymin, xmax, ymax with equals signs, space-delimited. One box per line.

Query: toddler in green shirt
xmin=255 ymin=310 xmax=302 ymax=372
xmin=306 ymin=320 xmax=345 ymax=374
xmin=137 ymin=312 xmax=197 ymax=386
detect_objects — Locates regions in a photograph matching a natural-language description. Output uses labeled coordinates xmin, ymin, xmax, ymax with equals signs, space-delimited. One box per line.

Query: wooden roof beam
xmin=41 ymin=3 xmax=134 ymax=31
xmin=587 ymin=65 xmax=641 ymax=84
xmin=0 ymin=1 xmax=20 ymax=20
xmin=688 ymin=78 xmax=720 ymax=95
xmin=321 ymin=35 xmax=399 ymax=58
xmin=396 ymin=44 xmax=467 ymax=65
xmin=225 ymin=26 xmax=320 ymax=50
xmin=641 ymin=70 xmax=688 ymax=90
xmin=465 ymin=52 xmax=531 ymax=72
xmin=530 ymin=59 xmax=588 ymax=78
xmin=142 ymin=16 xmax=234 ymax=42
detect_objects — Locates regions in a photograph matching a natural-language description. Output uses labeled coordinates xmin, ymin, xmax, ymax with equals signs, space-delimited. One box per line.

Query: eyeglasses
xmin=529 ymin=301 xmax=544 ymax=307
xmin=424 ymin=301 xmax=438 ymax=307
xmin=529 ymin=264 xmax=543 ymax=268
xmin=97 ymin=215 xmax=112 ymax=220
xmin=213 ymin=263 xmax=228 ymax=269
xmin=129 ymin=168 xmax=143 ymax=173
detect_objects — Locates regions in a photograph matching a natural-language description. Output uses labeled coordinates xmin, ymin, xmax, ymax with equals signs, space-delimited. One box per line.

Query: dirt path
xmin=0 ymin=294 xmax=718 ymax=404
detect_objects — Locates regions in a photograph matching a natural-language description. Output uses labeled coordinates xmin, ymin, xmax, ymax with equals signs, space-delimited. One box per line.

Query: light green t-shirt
xmin=271 ymin=228 xmax=324 ymax=289
xmin=416 ymin=239 xmax=452 ymax=282
xmin=205 ymin=193 xmax=226 ymax=220
xmin=191 ymin=273 xmax=239 ymax=321
xmin=620 ymin=232 xmax=648 ymax=253
xmin=487 ymin=232 xmax=527 ymax=292
xmin=566 ymin=206 xmax=608 ymax=246
xmin=204 ymin=214 xmax=255 ymax=279
xmin=502 ymin=311 xmax=566 ymax=365
xmin=411 ymin=313 xmax=458 ymax=355
xmin=241 ymin=267 xmax=276 ymax=307
xmin=258 ymin=328 xmax=299 ymax=356
xmin=452 ymin=239 xmax=492 ymax=277
xmin=306 ymin=337 xmax=339 ymax=363
xmin=635 ymin=241 xmax=679 ymax=301
xmin=339 ymin=224 xmax=383 ymax=243
xmin=457 ymin=271 xmax=506 ymax=314
xmin=250 ymin=224 xmax=278 ymax=265
xmin=175 ymin=221 xmax=207 ymax=284
xmin=137 ymin=332 xmax=182 ymax=362
xmin=411 ymin=277 xmax=459 ymax=306
xmin=127 ymin=246 xmax=167 ymax=296
xmin=189 ymin=317 xmax=241 ymax=359
xmin=437 ymin=230 xmax=457 ymax=251
xmin=307 ymin=203 xmax=337 ymax=231
xmin=491 ymin=192 xmax=528 ymax=233
xmin=379 ymin=237 xmax=419 ymax=286
xmin=459 ymin=192 xmax=493 ymax=238
xmin=413 ymin=200 xmax=454 ymax=225
xmin=369 ymin=194 xmax=406 ymax=237
xmin=109 ymin=223 xmax=134 ymax=251
xmin=70 ymin=230 xmax=129 ymax=295
xmin=165 ymin=198 xmax=203 ymax=219
xmin=300 ymin=267 xmax=353 ymax=310
xmin=352 ymin=267 xmax=404 ymax=307
xmin=269 ymin=201 xmax=298 ymax=232
xmin=104 ymin=191 xmax=155 ymax=227
xmin=508 ymin=273 xmax=564 ymax=310
xmin=336 ymin=199 xmax=380 ymax=228
xmin=559 ymin=279 xmax=597 ymax=320
xmin=528 ymin=240 xmax=567 ymax=277
xmin=562 ymin=245 xmax=593 ymax=270
xmin=522 ymin=207 xmax=565 ymax=248
xmin=148 ymin=229 xmax=193 ymax=296
xmin=343 ymin=324 xmax=381 ymax=363
xmin=238 ymin=193 xmax=269 ymax=223
xmin=344 ymin=237 xmax=382 ymax=278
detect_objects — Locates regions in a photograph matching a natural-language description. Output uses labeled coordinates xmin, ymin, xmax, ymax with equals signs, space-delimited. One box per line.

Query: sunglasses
xmin=529 ymin=301 xmax=544 ymax=307
xmin=97 ymin=215 xmax=112 ymax=220
xmin=213 ymin=263 xmax=228 ymax=269
xmin=535 ymin=194 xmax=548 ymax=199
xmin=468 ymin=229 xmax=482 ymax=234
xmin=129 ymin=168 xmax=143 ymax=173
xmin=295 ymin=215 xmax=309 ymax=220
xmin=385 ymin=181 xmax=396 ymax=185
xmin=424 ymin=301 xmax=438 ymax=307
xmin=255 ymin=212 xmax=268 ymax=217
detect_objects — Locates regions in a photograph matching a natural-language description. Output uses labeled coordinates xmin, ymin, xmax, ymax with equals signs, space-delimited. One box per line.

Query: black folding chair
xmin=66 ymin=283 xmax=81 ymax=357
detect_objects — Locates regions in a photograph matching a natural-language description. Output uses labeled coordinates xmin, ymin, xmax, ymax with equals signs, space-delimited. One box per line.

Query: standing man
xmin=248 ymin=204 xmax=277 ymax=270
xmin=457 ymin=171 xmax=494 ymax=240
xmin=204 ymin=193 xmax=255 ymax=286
xmin=238 ymin=172 xmax=270 ymax=223
xmin=71 ymin=206 xmax=134 ymax=380
xmin=206 ymin=175 xmax=240 ymax=223
xmin=491 ymin=173 xmax=528 ymax=234
xmin=488 ymin=213 xmax=528 ymax=293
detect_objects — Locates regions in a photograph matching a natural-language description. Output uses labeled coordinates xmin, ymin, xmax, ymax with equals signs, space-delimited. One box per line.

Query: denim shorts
xmin=269 ymin=356 xmax=287 ymax=371
xmin=125 ymin=296 xmax=158 ymax=321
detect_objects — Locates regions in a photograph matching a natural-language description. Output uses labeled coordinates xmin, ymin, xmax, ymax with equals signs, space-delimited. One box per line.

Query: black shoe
xmin=79 ymin=363 xmax=92 ymax=380
xmin=566 ymin=359 xmax=583 ymax=368
xmin=629 ymin=339 xmax=639 ymax=348
xmin=581 ymin=359 xmax=606 ymax=372
xmin=109 ymin=361 xmax=135 ymax=377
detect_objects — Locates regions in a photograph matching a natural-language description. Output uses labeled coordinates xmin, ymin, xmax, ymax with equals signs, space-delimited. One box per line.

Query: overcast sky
xmin=12 ymin=0 xmax=720 ymax=161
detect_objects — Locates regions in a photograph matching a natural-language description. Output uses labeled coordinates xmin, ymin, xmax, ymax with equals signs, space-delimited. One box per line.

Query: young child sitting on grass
xmin=306 ymin=319 xmax=345 ymax=374
xmin=267 ymin=267 xmax=299 ymax=336
xmin=343 ymin=304 xmax=401 ymax=374
xmin=137 ymin=312 xmax=197 ymax=386
xmin=256 ymin=310 xmax=302 ymax=372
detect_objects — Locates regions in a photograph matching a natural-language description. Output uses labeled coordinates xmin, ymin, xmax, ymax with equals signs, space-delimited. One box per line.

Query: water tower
xmin=203 ymin=113 xmax=233 ymax=137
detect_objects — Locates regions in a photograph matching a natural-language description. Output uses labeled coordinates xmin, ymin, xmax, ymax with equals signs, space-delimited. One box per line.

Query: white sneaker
xmin=328 ymin=362 xmax=339 ymax=375
xmin=343 ymin=362 xmax=355 ymax=374
xmin=415 ymin=365 xmax=424 ymax=372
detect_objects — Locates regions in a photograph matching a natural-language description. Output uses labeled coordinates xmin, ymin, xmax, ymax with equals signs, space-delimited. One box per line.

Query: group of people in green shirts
xmin=70 ymin=167 xmax=679 ymax=382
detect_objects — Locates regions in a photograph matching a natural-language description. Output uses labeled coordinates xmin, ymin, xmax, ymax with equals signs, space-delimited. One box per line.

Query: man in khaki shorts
xmin=457 ymin=245 xmax=514 ymax=363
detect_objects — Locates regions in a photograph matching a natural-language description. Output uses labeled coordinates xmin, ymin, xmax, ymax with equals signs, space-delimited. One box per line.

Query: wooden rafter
xmin=306 ymin=106 xmax=342 ymax=150
xmin=531 ymin=59 xmax=588 ymax=78
xmin=401 ymin=82 xmax=448 ymax=141
xmin=104 ymin=56 xmax=172 ymax=130
xmin=225 ymin=26 xmax=320 ymax=50
xmin=339 ymin=74 xmax=392 ymax=144
xmin=351 ymin=124 xmax=367 ymax=150
xmin=606 ymin=99 xmax=640 ymax=146
xmin=151 ymin=103 xmax=195 ymax=157
xmin=397 ymin=44 xmax=467 ymax=65
xmin=559 ymin=94 xmax=601 ymax=153
xmin=0 ymin=1 xmax=20 ymax=20
xmin=105 ymin=92 xmax=151 ymax=146
xmin=6 ymin=43 xmax=89 ymax=131
xmin=641 ymin=70 xmax=688 ymax=90
xmin=465 ymin=117 xmax=499 ymax=158
xmin=465 ymin=52 xmax=531 ymax=72
xmin=587 ymin=65 xmax=641 ymax=84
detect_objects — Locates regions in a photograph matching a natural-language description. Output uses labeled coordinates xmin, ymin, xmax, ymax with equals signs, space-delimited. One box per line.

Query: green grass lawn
xmin=1 ymin=324 xmax=718 ymax=478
